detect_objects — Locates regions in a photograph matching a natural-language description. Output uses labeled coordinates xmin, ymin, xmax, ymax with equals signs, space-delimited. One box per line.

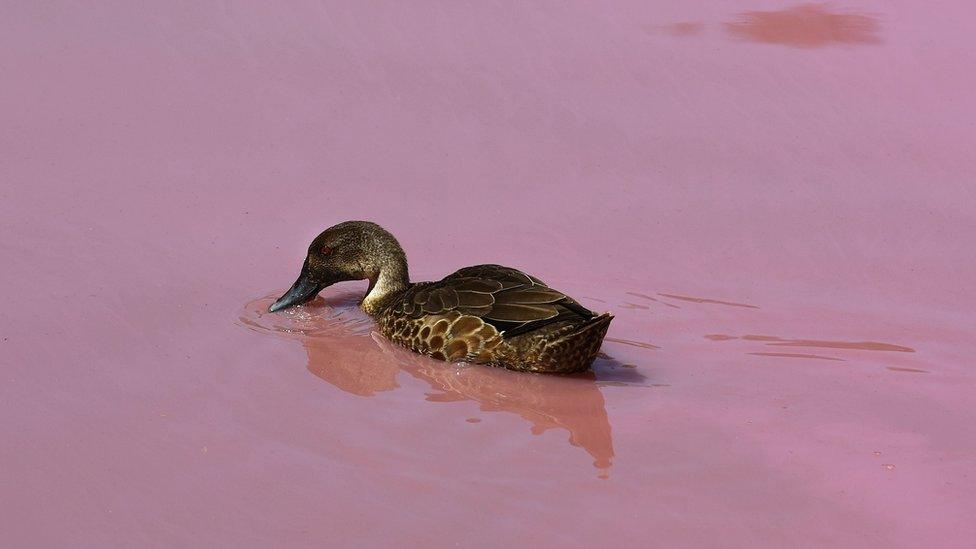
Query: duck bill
xmin=268 ymin=274 xmax=323 ymax=313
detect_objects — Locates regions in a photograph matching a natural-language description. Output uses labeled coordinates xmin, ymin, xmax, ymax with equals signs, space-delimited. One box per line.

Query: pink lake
xmin=2 ymin=2 xmax=975 ymax=547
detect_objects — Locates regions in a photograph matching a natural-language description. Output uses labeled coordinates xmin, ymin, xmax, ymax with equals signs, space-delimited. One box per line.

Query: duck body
xmin=375 ymin=264 xmax=613 ymax=373
xmin=269 ymin=221 xmax=613 ymax=374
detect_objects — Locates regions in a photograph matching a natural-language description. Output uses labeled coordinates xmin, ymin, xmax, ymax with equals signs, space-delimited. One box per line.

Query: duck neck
xmin=362 ymin=260 xmax=409 ymax=318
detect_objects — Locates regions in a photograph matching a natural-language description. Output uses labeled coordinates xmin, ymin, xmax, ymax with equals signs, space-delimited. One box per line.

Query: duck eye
xmin=320 ymin=245 xmax=332 ymax=255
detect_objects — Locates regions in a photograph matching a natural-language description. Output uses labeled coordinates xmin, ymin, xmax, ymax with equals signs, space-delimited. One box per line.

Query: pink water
xmin=2 ymin=2 xmax=974 ymax=547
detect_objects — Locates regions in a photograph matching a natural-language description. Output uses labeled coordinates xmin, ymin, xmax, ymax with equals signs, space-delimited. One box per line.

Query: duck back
xmin=376 ymin=264 xmax=613 ymax=372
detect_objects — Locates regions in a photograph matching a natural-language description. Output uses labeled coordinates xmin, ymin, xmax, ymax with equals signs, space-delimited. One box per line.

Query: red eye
xmin=320 ymin=245 xmax=331 ymax=255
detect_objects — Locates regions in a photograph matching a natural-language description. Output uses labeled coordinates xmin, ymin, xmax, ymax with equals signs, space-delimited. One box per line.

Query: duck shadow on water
xmin=240 ymin=289 xmax=649 ymax=474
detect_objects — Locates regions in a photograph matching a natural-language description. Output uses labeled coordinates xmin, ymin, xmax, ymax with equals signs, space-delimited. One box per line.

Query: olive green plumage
xmin=270 ymin=221 xmax=613 ymax=373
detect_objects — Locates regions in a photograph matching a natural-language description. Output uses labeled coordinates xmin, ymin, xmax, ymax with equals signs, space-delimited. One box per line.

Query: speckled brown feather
xmin=274 ymin=223 xmax=614 ymax=373
xmin=377 ymin=264 xmax=613 ymax=373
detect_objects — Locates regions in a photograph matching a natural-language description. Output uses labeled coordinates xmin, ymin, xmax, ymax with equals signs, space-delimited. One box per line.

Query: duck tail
xmin=535 ymin=313 xmax=614 ymax=373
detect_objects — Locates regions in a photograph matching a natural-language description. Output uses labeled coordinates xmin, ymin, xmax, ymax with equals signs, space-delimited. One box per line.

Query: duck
xmin=268 ymin=221 xmax=613 ymax=373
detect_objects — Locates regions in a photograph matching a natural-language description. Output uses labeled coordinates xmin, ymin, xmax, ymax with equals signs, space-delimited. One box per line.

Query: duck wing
xmin=395 ymin=264 xmax=595 ymax=337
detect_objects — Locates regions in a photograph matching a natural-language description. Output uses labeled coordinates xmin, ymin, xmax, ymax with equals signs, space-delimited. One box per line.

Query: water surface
xmin=2 ymin=1 xmax=975 ymax=547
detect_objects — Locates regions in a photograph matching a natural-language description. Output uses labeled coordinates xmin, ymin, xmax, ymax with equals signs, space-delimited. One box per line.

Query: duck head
xmin=268 ymin=221 xmax=409 ymax=314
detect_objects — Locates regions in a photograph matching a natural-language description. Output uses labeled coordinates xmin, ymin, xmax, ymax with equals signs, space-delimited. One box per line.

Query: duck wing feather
xmin=394 ymin=264 xmax=595 ymax=336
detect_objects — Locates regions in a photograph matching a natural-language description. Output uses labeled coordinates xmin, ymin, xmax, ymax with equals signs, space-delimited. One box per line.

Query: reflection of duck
xmin=292 ymin=300 xmax=616 ymax=470
xmin=269 ymin=221 xmax=613 ymax=373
